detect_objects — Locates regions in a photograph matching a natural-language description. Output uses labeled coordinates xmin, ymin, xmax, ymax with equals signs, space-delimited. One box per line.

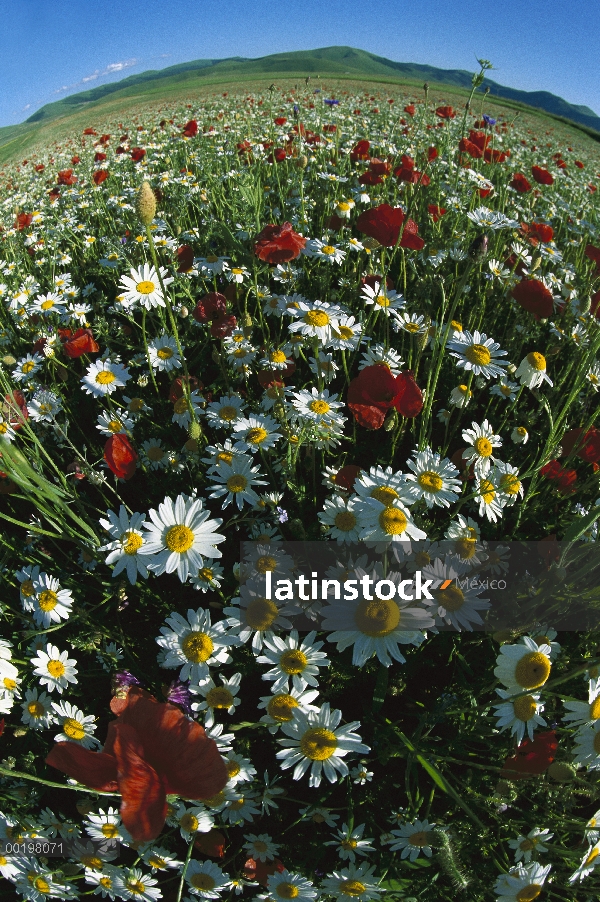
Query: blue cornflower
xmin=324 ymin=98 xmax=339 ymax=106
xmin=482 ymin=114 xmax=497 ymax=127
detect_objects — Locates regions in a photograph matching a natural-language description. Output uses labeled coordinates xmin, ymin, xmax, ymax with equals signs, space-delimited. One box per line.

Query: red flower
xmin=46 ymin=687 xmax=227 ymax=843
xmin=435 ymin=105 xmax=456 ymax=119
xmin=585 ymin=244 xmax=600 ymax=276
xmin=176 ymin=245 xmax=195 ymax=273
xmin=92 ymin=170 xmax=109 ymax=186
xmin=60 ymin=328 xmax=100 ymax=358
xmin=520 ymin=222 xmax=554 ymax=245
xmin=57 ymin=169 xmax=77 ymax=186
xmin=358 ymin=170 xmax=384 ymax=186
xmin=130 ymin=148 xmax=146 ymax=162
xmin=195 ymin=829 xmax=226 ymax=858
xmin=104 ymin=434 xmax=138 ymax=480
xmin=243 ymin=858 xmax=286 ymax=887
xmin=484 ymin=147 xmax=509 ymax=164
xmin=355 ymin=203 xmax=424 ymax=249
xmin=575 ymin=160 xmax=584 ymax=169
xmin=561 ymin=427 xmax=600 ymax=464
xmin=254 ymin=222 xmax=306 ymax=264
xmin=94 ymin=151 xmax=107 ymax=163
xmin=428 ymin=204 xmax=447 ymax=223
xmin=510 ymin=172 xmax=532 ymax=193
xmin=361 ymin=274 xmax=395 ymax=291
xmin=35 ymin=164 xmax=45 ymax=172
xmin=368 ymin=158 xmax=391 ymax=176
xmin=501 ymin=731 xmax=557 ymax=779
xmin=591 ymin=290 xmax=600 ymax=320
xmin=267 ymin=147 xmax=287 ymax=163
xmin=169 ymin=375 xmax=200 ymax=403
xmin=274 ymin=117 xmax=287 ymax=126
xmin=333 ymin=464 xmax=361 ymax=493
xmin=182 ymin=119 xmax=198 ymax=138
xmin=511 ymin=279 xmax=554 ymax=319
xmin=531 ymin=165 xmax=553 ymax=185
xmin=193 ymin=293 xmax=227 ymax=324
xmin=237 ymin=140 xmax=253 ymax=159
xmin=347 ymin=366 xmax=423 ymax=429
xmin=458 ymin=138 xmax=483 ymax=159
xmin=83 ymin=127 xmax=97 ymax=136
xmin=14 ymin=212 xmax=33 ymax=231
xmin=3 ymin=391 xmax=28 ymax=430
xmin=404 ymin=104 xmax=415 ymax=116
xmin=210 ymin=314 xmax=237 ymax=338
xmin=427 ymin=146 xmax=438 ymax=161
xmin=540 ymin=460 xmax=577 ymax=494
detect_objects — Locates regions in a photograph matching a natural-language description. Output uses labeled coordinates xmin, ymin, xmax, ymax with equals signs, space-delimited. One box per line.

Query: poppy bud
xmin=188 ymin=420 xmax=202 ymax=440
xmin=383 ymin=409 xmax=398 ymax=431
xmin=468 ymin=233 xmax=489 ymax=259
xmin=135 ymin=181 xmax=156 ymax=225
xmin=547 ymin=761 xmax=576 ymax=783
xmin=296 ymin=155 xmax=308 ymax=169
xmin=579 ymin=295 xmax=592 ymax=315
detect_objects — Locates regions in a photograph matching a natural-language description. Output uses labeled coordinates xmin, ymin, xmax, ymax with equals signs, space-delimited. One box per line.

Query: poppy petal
xmin=112 ymin=722 xmax=166 ymax=843
xmin=45 ymin=742 xmax=118 ymax=792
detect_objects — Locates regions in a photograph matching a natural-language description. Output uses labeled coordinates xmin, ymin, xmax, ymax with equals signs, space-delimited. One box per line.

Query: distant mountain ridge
xmin=16 ymin=46 xmax=600 ymax=136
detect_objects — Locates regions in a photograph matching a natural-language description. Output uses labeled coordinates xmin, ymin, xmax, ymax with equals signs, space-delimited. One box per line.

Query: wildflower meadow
xmin=1 ymin=63 xmax=600 ymax=901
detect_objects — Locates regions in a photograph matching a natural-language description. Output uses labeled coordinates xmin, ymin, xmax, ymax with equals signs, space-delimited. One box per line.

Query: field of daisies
xmin=0 ymin=63 xmax=600 ymax=901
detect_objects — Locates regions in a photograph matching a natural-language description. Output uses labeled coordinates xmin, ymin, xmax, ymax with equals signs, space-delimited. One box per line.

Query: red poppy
xmin=182 ymin=119 xmax=198 ymax=138
xmin=35 ymin=164 xmax=45 ymax=172
xmin=355 ymin=203 xmax=424 ymax=250
xmin=347 ymin=366 xmax=423 ymax=429
xmin=325 ymin=214 xmax=345 ymax=231
xmin=435 ymin=106 xmax=456 ymax=119
xmin=169 ymin=375 xmax=200 ymax=403
xmin=210 ymin=314 xmax=237 ymax=339
xmin=484 ymin=148 xmax=509 ymax=163
xmin=3 ymin=391 xmax=28 ymax=430
xmin=176 ymin=245 xmax=195 ymax=273
xmin=254 ymin=222 xmax=306 ymax=264
xmin=404 ymin=104 xmax=415 ymax=116
xmin=531 ymin=165 xmax=553 ymax=185
xmin=520 ymin=222 xmax=554 ymax=244
xmin=273 ymin=117 xmax=287 ymax=126
xmin=511 ymin=279 xmax=554 ymax=319
xmin=585 ymin=244 xmax=600 ymax=276
xmin=575 ymin=160 xmax=584 ymax=169
xmin=428 ymin=204 xmax=447 ymax=223
xmin=540 ymin=460 xmax=577 ymax=494
xmin=14 ymin=212 xmax=33 ymax=231
xmin=333 ymin=464 xmax=361 ymax=493
xmin=427 ymin=146 xmax=438 ymax=162
xmin=358 ymin=170 xmax=384 ymax=186
xmin=104 ymin=434 xmax=138 ymax=480
xmin=237 ymin=140 xmax=253 ymax=159
xmin=561 ymin=427 xmax=600 ymax=464
xmin=83 ymin=127 xmax=97 ymax=136
xmin=243 ymin=857 xmax=286 ymax=887
xmin=94 ymin=152 xmax=107 ymax=163
xmin=57 ymin=169 xmax=77 ymax=186
xmin=267 ymin=147 xmax=287 ymax=163
xmin=510 ymin=172 xmax=532 ymax=193
xmin=130 ymin=148 xmax=146 ymax=162
xmin=591 ymin=290 xmax=600 ymax=320
xmin=368 ymin=158 xmax=392 ymax=176
xmin=501 ymin=731 xmax=557 ymax=779
xmin=361 ymin=273 xmax=395 ymax=291
xmin=195 ymin=829 xmax=226 ymax=858
xmin=458 ymin=138 xmax=483 ymax=159
xmin=46 ymin=687 xmax=227 ymax=843
xmin=92 ymin=170 xmax=109 ymax=186
xmin=60 ymin=328 xmax=100 ymax=358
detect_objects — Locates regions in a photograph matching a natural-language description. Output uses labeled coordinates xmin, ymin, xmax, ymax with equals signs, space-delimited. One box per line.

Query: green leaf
xmin=563 ymin=507 xmax=600 ymax=543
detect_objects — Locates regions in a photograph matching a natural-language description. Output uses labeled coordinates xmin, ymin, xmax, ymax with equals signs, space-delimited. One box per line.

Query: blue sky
xmin=2 ymin=0 xmax=598 ymax=128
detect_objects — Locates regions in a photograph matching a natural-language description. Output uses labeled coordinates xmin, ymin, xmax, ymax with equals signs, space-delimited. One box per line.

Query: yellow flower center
xmin=408 ymin=831 xmax=430 ymax=847
xmin=375 ymin=294 xmax=390 ymax=307
xmin=271 ymin=350 xmax=287 ymax=363
xmin=204 ymin=791 xmax=226 ymax=808
xmin=234 ymin=348 xmax=249 ymax=358
xmin=108 ymin=419 xmax=122 ymax=432
xmin=47 ymin=660 xmax=65 ymax=678
xmin=513 ymin=695 xmax=538 ymax=721
xmin=415 ymin=551 xmax=431 ymax=567
xmin=417 ymin=471 xmax=443 ymax=492
xmin=126 ymin=879 xmax=146 ymax=895
xmin=370 ymin=486 xmax=398 ymax=506
xmin=309 ymin=400 xmax=330 ymax=414
xmin=40 ymin=299 xmax=56 ymax=311
xmin=404 ymin=322 xmax=420 ymax=333
xmin=437 ymin=585 xmax=464 ymax=612
xmin=191 ymin=874 xmax=216 ymax=891
xmin=136 ymin=281 xmax=156 ymax=295
xmin=500 ymin=474 xmax=521 ymax=495
xmin=585 ymin=847 xmax=600 ymax=867
xmin=232 ymin=268 xmax=244 ymax=276
xmin=165 ymin=524 xmax=195 ymax=552
xmin=227 ymin=760 xmax=241 ymax=778
xmin=479 ymin=480 xmax=496 ymax=504
xmin=334 ymin=511 xmax=357 ymax=532
xmin=590 ymin=698 xmax=600 ymax=720
xmin=198 ymin=567 xmax=214 ymax=581
xmin=95 ymin=369 xmax=116 ymax=385
xmin=519 ymin=839 xmax=535 ymax=851
xmin=256 ymin=555 xmax=277 ymax=573
xmin=516 ymin=886 xmax=542 ymax=902
xmin=378 ymin=507 xmax=408 ymax=535
xmin=171 ymin=397 xmax=189 ymax=415
xmin=127 ymin=398 xmax=144 ymax=411
xmin=276 ymin=883 xmax=299 ymax=899
xmin=81 ymin=855 xmax=103 ymax=870
xmin=63 ymin=718 xmax=86 ymax=740
xmin=4 ymin=678 xmax=16 ymax=691
xmin=322 ymin=245 xmax=336 ymax=255
xmin=451 ymin=320 xmax=462 ymax=331
xmin=121 ymin=532 xmax=144 ymax=554
xmin=304 ymin=310 xmax=329 ymax=327
xmin=229 ymin=798 xmax=245 ymax=810
xmin=246 ymin=597 xmax=279 ymax=629
xmin=179 ymin=813 xmax=199 ymax=833
xmin=206 ymin=687 xmax=234 ymax=709
xmin=38 ymin=589 xmax=58 ymax=612
xmin=526 ymin=352 xmax=546 ymax=371
xmin=339 ymin=880 xmax=367 ymax=896
xmin=465 ymin=344 xmax=491 ymax=366
xmin=227 ymin=474 xmax=248 ymax=493
xmin=216 ymin=452 xmax=234 ymax=466
xmin=157 ymin=347 xmax=174 ymax=360
xmin=246 ymin=427 xmax=268 ymax=445
xmin=21 ymin=579 xmax=35 ymax=597
xmin=148 ymin=855 xmax=166 ymax=869
xmin=280 ymin=649 xmax=308 ymax=674
xmin=22 ymin=360 xmax=37 ymax=373
xmin=267 ymin=694 xmax=299 ymax=721
xmin=146 ymin=445 xmax=165 ymax=461
xmin=500 ymin=384 xmax=512 ymax=396
xmin=219 ymin=405 xmax=238 ymax=422
xmin=31 ymin=877 xmax=51 ymax=894
xmin=182 ymin=632 xmax=214 ymax=663
xmin=341 ymin=839 xmax=358 ymax=850
xmin=338 ymin=326 xmax=354 ymax=340
xmin=474 ymin=437 xmax=493 ymax=457
xmin=354 ymin=598 xmax=400 ymax=636
xmin=514 ymin=652 xmax=551 ymax=689
xmin=101 ymin=824 xmax=119 ymax=838
xmin=28 ymin=700 xmax=45 ymax=717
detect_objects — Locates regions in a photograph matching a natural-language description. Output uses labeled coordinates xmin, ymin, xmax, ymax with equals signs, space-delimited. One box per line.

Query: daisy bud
xmin=547 ymin=761 xmax=576 ymax=782
xmin=135 ymin=180 xmax=156 ymax=225
xmin=2 ymin=355 xmax=16 ymax=366
xmin=188 ymin=420 xmax=202 ymax=441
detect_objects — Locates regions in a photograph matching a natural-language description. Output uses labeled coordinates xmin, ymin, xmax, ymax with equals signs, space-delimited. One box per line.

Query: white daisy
xmin=99 ymin=507 xmax=149 ymax=585
xmin=118 ymin=263 xmax=173 ymax=310
xmin=494 ymin=637 xmax=552 ymax=692
xmin=112 ymin=867 xmax=161 ymax=901
xmin=515 ymin=352 xmax=553 ymax=389
xmin=277 ymin=702 xmax=369 ymax=787
xmin=139 ymin=493 xmax=225 ymax=582
xmin=405 ymin=449 xmax=462 ymax=508
xmin=27 ymin=390 xmax=62 ymax=422
xmin=473 ymin=474 xmax=506 ymax=523
xmin=563 ymin=683 xmax=600 ymax=728
xmin=21 ymin=688 xmax=56 ymax=729
xmin=96 ymin=409 xmax=135 ymax=437
xmin=82 ymin=359 xmax=131 ymax=397
xmin=511 ymin=426 xmax=529 ymax=444
xmin=190 ymin=562 xmax=225 ymax=593
xmin=140 ymin=847 xmax=183 ymax=873
xmin=462 ymin=420 xmax=502 ymax=477
xmin=266 ymin=870 xmax=318 ymax=902
xmin=288 ymin=299 xmax=341 ymax=343
xmin=447 ymin=330 xmax=509 ymax=379
xmin=494 ymin=461 xmax=524 ymax=506
xmin=387 ymin=819 xmax=435 ymax=860
xmin=493 ymin=690 xmax=546 ymax=743
xmin=85 ymin=808 xmax=131 ymax=846
xmin=185 ymin=859 xmax=232 ymax=898
xmin=320 ymin=862 xmax=382 ymax=902
xmin=325 ymin=823 xmax=375 ymax=863
xmin=319 ymin=496 xmax=362 ymax=543
xmin=31 ymin=644 xmax=78 ymax=694
xmin=494 ymin=863 xmax=551 ymax=901
xmin=291 ymin=388 xmax=345 ymax=426
xmin=208 ymin=458 xmax=267 ymax=510
xmin=358 ymin=499 xmax=427 ymax=547
xmin=232 ymin=414 xmax=282 ymax=454
xmin=147 ymin=334 xmax=182 ymax=371
xmin=156 ymin=607 xmax=238 ymax=683
xmin=257 ymin=630 xmax=329 ymax=693
xmin=190 ymin=672 xmax=242 ymax=727
xmin=258 ymin=687 xmax=321 ymax=734
xmin=12 ymin=352 xmax=43 ymax=383
xmin=508 ymin=828 xmax=553 ymax=864
xmin=361 ymin=282 xmax=404 ymax=315
xmin=573 ymin=721 xmax=600 ymax=771
xmin=569 ymin=842 xmax=600 ymax=883
xmin=51 ymin=700 xmax=100 ymax=748
xmin=30 ymin=572 xmax=73 ymax=628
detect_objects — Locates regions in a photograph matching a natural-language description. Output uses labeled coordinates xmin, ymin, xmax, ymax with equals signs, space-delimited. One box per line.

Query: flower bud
xmin=296 ymin=155 xmax=308 ymax=169
xmin=135 ymin=181 xmax=156 ymax=226
xmin=547 ymin=761 xmax=576 ymax=783
xmin=179 ymin=306 xmax=189 ymax=318
xmin=361 ymin=236 xmax=381 ymax=251
xmin=188 ymin=420 xmax=202 ymax=440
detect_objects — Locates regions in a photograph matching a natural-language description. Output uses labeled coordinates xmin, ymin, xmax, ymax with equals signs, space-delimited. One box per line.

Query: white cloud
xmin=52 ymin=59 xmax=138 ymax=96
